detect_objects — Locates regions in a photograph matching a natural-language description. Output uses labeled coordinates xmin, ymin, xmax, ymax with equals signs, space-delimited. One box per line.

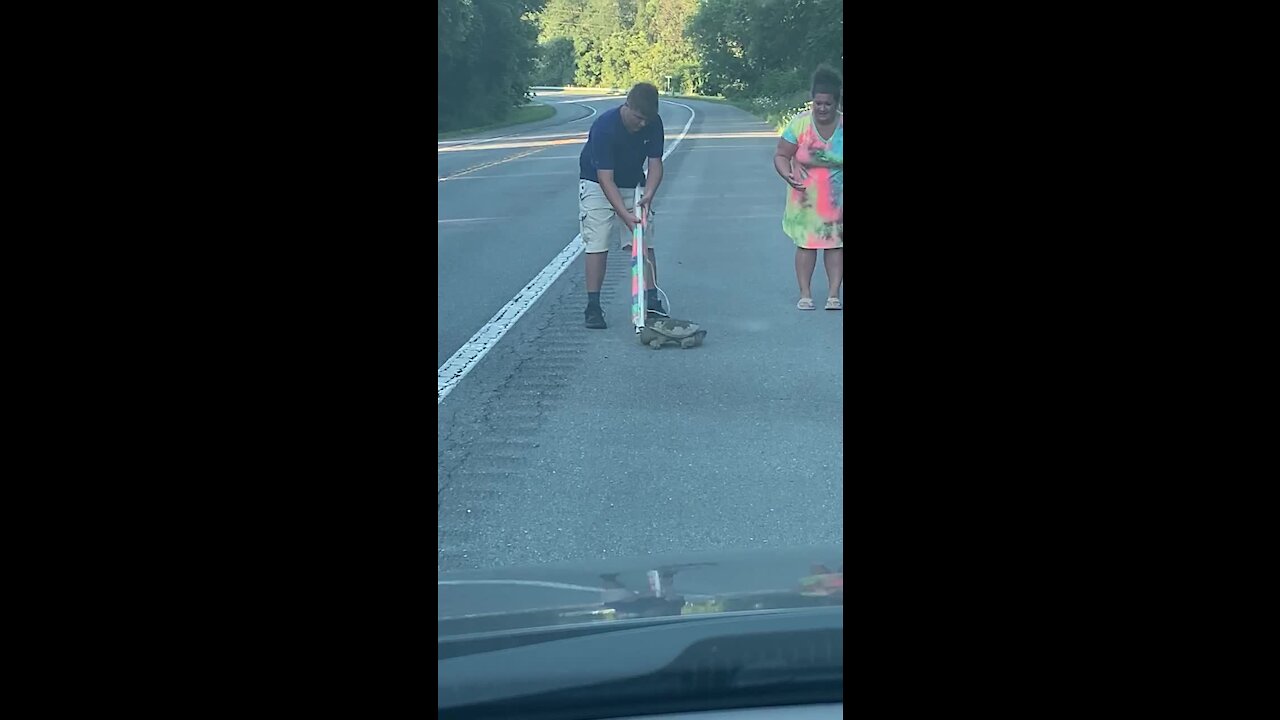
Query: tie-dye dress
xmin=780 ymin=111 xmax=843 ymax=249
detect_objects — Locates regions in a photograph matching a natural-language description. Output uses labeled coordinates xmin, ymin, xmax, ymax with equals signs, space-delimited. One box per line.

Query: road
xmin=438 ymin=91 xmax=843 ymax=571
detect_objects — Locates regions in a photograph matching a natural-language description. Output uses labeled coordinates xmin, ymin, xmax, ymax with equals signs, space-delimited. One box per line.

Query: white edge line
xmin=437 ymin=100 xmax=695 ymax=404
xmin=437 ymin=579 xmax=603 ymax=592
xmin=659 ymin=100 xmax=696 ymax=162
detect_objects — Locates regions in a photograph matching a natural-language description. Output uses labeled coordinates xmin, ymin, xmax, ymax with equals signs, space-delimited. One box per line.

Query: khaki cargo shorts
xmin=578 ymin=179 xmax=656 ymax=254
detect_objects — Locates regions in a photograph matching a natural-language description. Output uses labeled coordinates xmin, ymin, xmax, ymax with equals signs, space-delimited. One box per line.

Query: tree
xmin=656 ymin=0 xmax=703 ymax=92
xmin=688 ymin=0 xmax=843 ymax=97
xmin=438 ymin=0 xmax=546 ymax=132
xmin=532 ymin=0 xmax=638 ymax=86
xmin=534 ymin=37 xmax=577 ymax=85
xmin=520 ymin=0 xmax=844 ymax=101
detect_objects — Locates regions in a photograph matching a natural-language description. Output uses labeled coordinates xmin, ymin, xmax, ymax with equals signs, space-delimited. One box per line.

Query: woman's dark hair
xmin=811 ymin=64 xmax=843 ymax=104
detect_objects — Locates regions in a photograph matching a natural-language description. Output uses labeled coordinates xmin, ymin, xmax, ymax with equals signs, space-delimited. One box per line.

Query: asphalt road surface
xmin=439 ymin=91 xmax=843 ymax=572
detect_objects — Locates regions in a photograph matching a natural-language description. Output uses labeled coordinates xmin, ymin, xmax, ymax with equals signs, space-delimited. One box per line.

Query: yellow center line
xmin=438 ymin=147 xmax=547 ymax=182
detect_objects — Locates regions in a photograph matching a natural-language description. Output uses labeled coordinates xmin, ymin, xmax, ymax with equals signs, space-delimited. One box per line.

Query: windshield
xmin=439 ymin=1 xmax=843 ymax=716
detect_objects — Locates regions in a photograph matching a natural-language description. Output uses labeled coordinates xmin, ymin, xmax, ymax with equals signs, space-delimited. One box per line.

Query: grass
xmin=667 ymin=92 xmax=733 ymax=104
xmin=551 ymin=87 xmax=625 ymax=95
xmin=437 ymin=103 xmax=557 ymax=140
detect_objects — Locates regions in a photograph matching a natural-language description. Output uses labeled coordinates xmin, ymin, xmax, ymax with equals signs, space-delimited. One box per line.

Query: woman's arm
xmin=774 ymin=138 xmax=804 ymax=190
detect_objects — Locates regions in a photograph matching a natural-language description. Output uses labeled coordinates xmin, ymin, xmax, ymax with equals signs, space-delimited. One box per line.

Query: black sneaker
xmin=585 ymin=305 xmax=607 ymax=329
xmin=646 ymin=295 xmax=667 ymax=317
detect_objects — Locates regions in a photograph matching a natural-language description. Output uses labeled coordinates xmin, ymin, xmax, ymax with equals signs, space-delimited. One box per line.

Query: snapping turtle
xmin=638 ymin=316 xmax=707 ymax=349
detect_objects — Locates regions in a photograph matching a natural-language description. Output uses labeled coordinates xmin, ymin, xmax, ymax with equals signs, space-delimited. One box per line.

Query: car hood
xmin=439 ymin=544 xmax=843 ymax=637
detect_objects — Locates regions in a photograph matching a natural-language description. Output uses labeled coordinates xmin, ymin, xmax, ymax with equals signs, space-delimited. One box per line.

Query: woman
xmin=773 ymin=65 xmax=844 ymax=310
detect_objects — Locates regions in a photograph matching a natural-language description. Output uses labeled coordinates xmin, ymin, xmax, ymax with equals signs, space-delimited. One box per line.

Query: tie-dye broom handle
xmin=631 ymin=187 xmax=646 ymax=333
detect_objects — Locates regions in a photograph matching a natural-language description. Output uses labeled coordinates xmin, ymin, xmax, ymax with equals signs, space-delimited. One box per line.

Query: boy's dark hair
xmin=811 ymin=64 xmax=843 ymax=104
xmin=627 ymin=82 xmax=660 ymax=121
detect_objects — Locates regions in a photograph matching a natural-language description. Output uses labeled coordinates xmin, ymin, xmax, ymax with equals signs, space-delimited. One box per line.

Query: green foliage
xmin=739 ymin=94 xmax=813 ymax=130
xmin=440 ymin=0 xmax=842 ymax=133
xmin=688 ymin=0 xmax=842 ymax=98
xmin=534 ymin=37 xmax=577 ymax=85
xmin=438 ymin=0 xmax=546 ymax=133
xmin=532 ymin=0 xmax=699 ymax=89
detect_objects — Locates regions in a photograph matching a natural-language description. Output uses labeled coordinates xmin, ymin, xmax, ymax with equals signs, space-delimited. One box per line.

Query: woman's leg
xmin=822 ymin=247 xmax=843 ymax=299
xmin=795 ymin=247 xmax=817 ymax=299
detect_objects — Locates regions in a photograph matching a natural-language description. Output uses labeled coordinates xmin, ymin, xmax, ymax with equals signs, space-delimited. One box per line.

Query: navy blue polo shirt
xmin=578 ymin=106 xmax=664 ymax=189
